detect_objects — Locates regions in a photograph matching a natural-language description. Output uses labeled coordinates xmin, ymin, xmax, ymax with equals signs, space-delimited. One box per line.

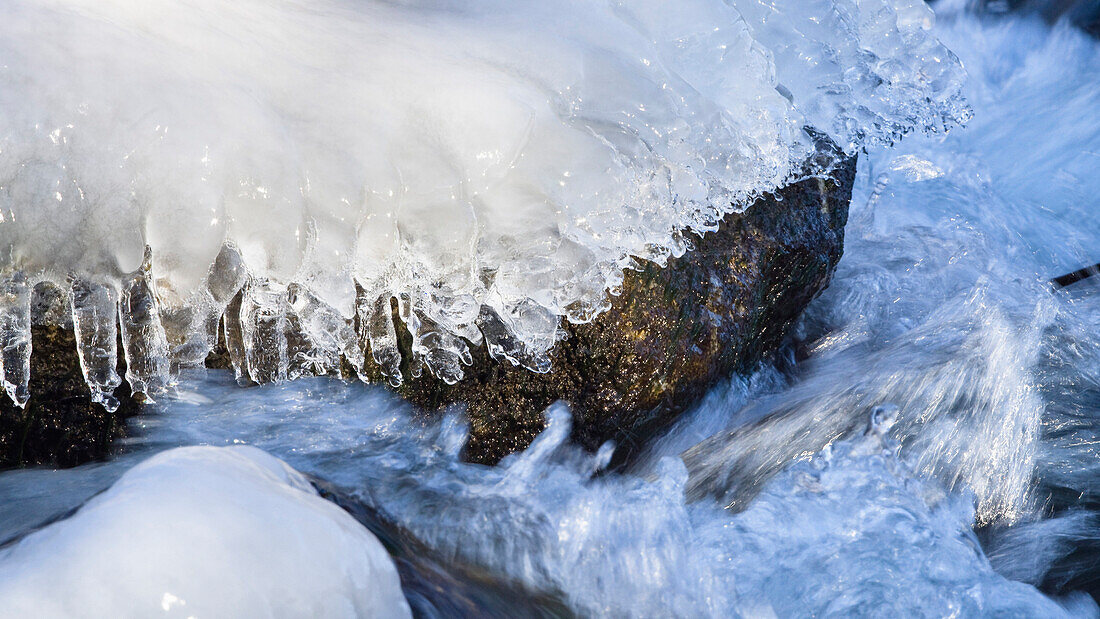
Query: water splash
xmin=677 ymin=5 xmax=1100 ymax=528
xmin=6 ymin=379 xmax=1087 ymax=615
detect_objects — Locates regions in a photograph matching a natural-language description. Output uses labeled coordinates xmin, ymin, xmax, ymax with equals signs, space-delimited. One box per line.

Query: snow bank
xmin=0 ymin=446 xmax=411 ymax=618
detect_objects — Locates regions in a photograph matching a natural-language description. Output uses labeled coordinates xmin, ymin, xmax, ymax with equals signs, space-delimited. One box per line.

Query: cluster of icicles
xmin=0 ymin=0 xmax=970 ymax=407
xmin=1 ymin=242 xmax=470 ymax=411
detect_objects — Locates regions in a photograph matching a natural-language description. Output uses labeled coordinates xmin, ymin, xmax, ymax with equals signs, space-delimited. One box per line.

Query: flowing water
xmin=2 ymin=1 xmax=1100 ymax=617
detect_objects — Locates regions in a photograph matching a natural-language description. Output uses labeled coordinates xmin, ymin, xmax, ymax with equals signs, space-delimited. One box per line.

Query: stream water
xmin=1 ymin=1 xmax=1099 ymax=617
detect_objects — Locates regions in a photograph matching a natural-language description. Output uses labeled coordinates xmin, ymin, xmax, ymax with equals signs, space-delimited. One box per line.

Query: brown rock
xmin=389 ymin=148 xmax=856 ymax=464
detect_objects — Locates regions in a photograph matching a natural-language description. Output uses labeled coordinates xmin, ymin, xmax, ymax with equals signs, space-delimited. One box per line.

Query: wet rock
xmin=0 ymin=146 xmax=855 ymax=470
xmin=312 ymin=479 xmax=574 ymax=617
xmin=387 ymin=148 xmax=856 ymax=464
xmin=961 ymin=0 xmax=1100 ymax=37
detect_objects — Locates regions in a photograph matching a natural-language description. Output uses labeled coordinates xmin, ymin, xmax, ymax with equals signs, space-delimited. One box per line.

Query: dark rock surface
xmin=390 ymin=149 xmax=856 ymax=464
xmin=312 ymin=479 xmax=574 ymax=617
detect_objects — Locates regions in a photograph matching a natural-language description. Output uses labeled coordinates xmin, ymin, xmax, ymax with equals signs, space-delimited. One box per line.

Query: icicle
xmin=222 ymin=289 xmax=251 ymax=385
xmin=0 ymin=273 xmax=32 ymax=407
xmin=161 ymin=301 xmax=214 ymax=372
xmin=152 ymin=243 xmax=249 ymax=375
xmin=397 ymin=294 xmax=424 ymax=380
xmin=286 ymin=283 xmax=363 ymax=380
xmin=205 ymin=244 xmax=248 ymax=344
xmin=208 ymin=245 xmax=249 ymax=305
xmin=476 ymin=305 xmax=552 ymax=373
xmin=285 ymin=286 xmax=334 ymax=379
xmin=407 ymin=310 xmax=472 ymax=386
xmin=240 ymin=278 xmax=289 ymax=384
xmin=284 ymin=313 xmax=321 ymax=381
xmin=159 ymin=245 xmax=249 ymax=373
xmin=357 ymin=291 xmax=402 ymax=387
xmin=118 ymin=248 xmax=171 ymax=398
xmin=69 ymin=279 xmax=121 ymax=412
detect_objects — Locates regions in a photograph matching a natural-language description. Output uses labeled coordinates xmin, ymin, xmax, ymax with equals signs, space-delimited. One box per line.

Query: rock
xmin=312 ymin=479 xmax=573 ymax=617
xmin=0 ymin=282 xmax=140 ymax=468
xmin=388 ymin=146 xmax=856 ymax=464
xmin=969 ymin=0 xmax=1100 ymax=37
xmin=0 ymin=145 xmax=855 ymax=470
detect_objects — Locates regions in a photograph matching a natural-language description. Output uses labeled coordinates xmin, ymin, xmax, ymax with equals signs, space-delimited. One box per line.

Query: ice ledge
xmin=1 ymin=145 xmax=857 ymax=468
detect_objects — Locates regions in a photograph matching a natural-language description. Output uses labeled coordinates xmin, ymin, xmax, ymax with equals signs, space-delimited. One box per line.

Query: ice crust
xmin=0 ymin=446 xmax=412 ymax=618
xmin=0 ymin=0 xmax=967 ymax=398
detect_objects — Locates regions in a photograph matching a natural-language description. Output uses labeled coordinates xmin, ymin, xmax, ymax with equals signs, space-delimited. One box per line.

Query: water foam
xmin=3 ymin=379 xmax=1083 ymax=616
xmin=672 ymin=2 xmax=1100 ymax=528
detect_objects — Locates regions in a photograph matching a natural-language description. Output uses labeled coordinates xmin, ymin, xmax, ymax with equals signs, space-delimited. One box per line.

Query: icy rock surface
xmin=0 ymin=0 xmax=967 ymax=397
xmin=0 ymin=445 xmax=411 ymax=619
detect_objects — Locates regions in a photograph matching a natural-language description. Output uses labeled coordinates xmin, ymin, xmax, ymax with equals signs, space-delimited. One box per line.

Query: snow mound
xmin=0 ymin=445 xmax=411 ymax=619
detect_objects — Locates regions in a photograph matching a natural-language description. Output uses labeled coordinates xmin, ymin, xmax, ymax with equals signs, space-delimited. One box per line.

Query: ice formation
xmin=0 ymin=446 xmax=412 ymax=618
xmin=0 ymin=0 xmax=967 ymax=401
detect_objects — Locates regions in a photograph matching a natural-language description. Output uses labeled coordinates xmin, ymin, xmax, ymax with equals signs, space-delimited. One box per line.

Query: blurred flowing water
xmin=2 ymin=2 xmax=1100 ymax=616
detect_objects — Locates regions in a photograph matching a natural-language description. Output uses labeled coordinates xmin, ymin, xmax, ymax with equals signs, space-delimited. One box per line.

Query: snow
xmin=0 ymin=446 xmax=411 ymax=618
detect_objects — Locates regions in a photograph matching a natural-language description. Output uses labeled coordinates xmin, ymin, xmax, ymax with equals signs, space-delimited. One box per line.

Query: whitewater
xmin=1 ymin=0 xmax=1100 ymax=616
